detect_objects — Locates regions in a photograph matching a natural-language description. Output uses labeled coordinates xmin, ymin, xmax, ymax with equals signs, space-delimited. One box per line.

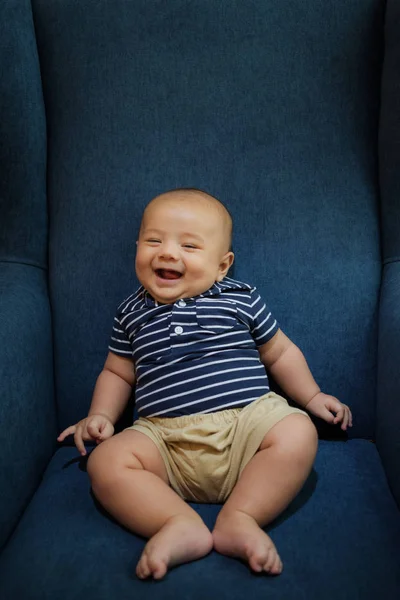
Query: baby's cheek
xmin=136 ymin=250 xmax=152 ymax=271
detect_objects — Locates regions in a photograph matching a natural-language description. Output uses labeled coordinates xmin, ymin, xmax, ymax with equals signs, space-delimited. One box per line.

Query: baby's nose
xmin=159 ymin=243 xmax=179 ymax=259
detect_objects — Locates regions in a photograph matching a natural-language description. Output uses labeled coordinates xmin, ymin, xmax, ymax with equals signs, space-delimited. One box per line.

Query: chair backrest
xmin=376 ymin=0 xmax=400 ymax=504
xmin=31 ymin=0 xmax=386 ymax=439
xmin=0 ymin=0 xmax=55 ymax=549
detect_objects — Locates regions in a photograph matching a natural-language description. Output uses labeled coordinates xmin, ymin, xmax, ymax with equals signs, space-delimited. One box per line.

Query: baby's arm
xmin=88 ymin=351 xmax=135 ymax=422
xmin=57 ymin=352 xmax=135 ymax=455
xmin=258 ymin=329 xmax=352 ymax=430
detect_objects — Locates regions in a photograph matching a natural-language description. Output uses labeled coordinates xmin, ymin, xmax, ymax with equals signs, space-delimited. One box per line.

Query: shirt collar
xmin=143 ymin=288 xmax=158 ymax=308
xmin=200 ymin=277 xmax=252 ymax=297
xmin=141 ymin=277 xmax=251 ymax=308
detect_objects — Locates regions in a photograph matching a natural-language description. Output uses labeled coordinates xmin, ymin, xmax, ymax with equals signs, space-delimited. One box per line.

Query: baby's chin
xmin=151 ymin=288 xmax=192 ymax=305
xmin=150 ymin=291 xmax=183 ymax=305
xmin=147 ymin=282 xmax=210 ymax=305
xmin=138 ymin=272 xmax=217 ymax=304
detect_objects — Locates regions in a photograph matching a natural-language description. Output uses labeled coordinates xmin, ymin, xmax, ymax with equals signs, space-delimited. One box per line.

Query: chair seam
xmin=0 ymin=258 xmax=47 ymax=271
xmin=383 ymin=257 xmax=400 ymax=266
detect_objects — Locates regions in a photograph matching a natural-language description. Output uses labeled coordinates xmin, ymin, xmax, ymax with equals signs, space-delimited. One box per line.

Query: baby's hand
xmin=57 ymin=414 xmax=114 ymax=456
xmin=305 ymin=392 xmax=353 ymax=431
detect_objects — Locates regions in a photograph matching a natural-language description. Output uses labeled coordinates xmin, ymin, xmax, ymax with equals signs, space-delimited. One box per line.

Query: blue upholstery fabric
xmin=1 ymin=0 xmax=400 ymax=598
xmin=376 ymin=0 xmax=400 ymax=505
xmin=0 ymin=266 xmax=55 ymax=551
xmin=31 ymin=0 xmax=383 ymax=438
xmin=0 ymin=0 xmax=56 ymax=550
xmin=0 ymin=441 xmax=399 ymax=600
xmin=0 ymin=0 xmax=48 ymax=268
xmin=378 ymin=0 xmax=400 ymax=263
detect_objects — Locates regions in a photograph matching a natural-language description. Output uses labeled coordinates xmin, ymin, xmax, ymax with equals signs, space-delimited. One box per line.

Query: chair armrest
xmin=0 ymin=265 xmax=57 ymax=551
xmin=376 ymin=266 xmax=400 ymax=508
xmin=377 ymin=0 xmax=400 ymax=509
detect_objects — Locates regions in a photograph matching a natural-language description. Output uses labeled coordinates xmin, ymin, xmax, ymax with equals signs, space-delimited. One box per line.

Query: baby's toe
xmin=136 ymin=554 xmax=150 ymax=579
xmin=248 ymin=549 xmax=267 ymax=573
xmin=249 ymin=558 xmax=263 ymax=573
xmin=267 ymin=553 xmax=283 ymax=575
xmin=261 ymin=546 xmax=273 ymax=569
xmin=148 ymin=555 xmax=168 ymax=580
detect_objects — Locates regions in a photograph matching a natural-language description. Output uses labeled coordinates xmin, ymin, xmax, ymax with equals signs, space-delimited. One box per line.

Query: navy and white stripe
xmin=109 ymin=277 xmax=279 ymax=417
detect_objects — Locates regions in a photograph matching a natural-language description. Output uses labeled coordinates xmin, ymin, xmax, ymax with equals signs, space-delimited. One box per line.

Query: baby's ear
xmin=217 ymin=252 xmax=234 ymax=281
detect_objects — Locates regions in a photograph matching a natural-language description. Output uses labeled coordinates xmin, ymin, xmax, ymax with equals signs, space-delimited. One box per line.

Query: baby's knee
xmin=296 ymin=415 xmax=318 ymax=442
xmin=86 ymin=442 xmax=111 ymax=487
xmin=265 ymin=414 xmax=318 ymax=460
xmin=86 ymin=438 xmax=143 ymax=488
xmin=284 ymin=415 xmax=318 ymax=463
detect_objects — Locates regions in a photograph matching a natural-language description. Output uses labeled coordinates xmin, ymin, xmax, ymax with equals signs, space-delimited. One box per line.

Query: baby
xmin=58 ymin=188 xmax=352 ymax=579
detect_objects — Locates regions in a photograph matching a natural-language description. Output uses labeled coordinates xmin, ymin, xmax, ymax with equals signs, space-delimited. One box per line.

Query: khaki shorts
xmin=127 ymin=392 xmax=308 ymax=503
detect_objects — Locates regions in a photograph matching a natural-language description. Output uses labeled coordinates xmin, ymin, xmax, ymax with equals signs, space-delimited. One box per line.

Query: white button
xmin=178 ymin=300 xmax=186 ymax=307
xmin=174 ymin=326 xmax=183 ymax=335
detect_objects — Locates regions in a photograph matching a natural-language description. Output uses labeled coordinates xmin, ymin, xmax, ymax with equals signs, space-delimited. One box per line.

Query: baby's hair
xmin=164 ymin=187 xmax=233 ymax=252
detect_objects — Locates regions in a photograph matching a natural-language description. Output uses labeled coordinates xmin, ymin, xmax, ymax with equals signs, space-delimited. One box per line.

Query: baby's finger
xmin=345 ymin=406 xmax=353 ymax=427
xmin=340 ymin=409 xmax=349 ymax=430
xmin=333 ymin=406 xmax=345 ymax=425
xmin=94 ymin=420 xmax=115 ymax=443
xmin=57 ymin=425 xmax=76 ymax=442
xmin=87 ymin=421 xmax=101 ymax=439
xmin=345 ymin=407 xmax=353 ymax=429
xmin=74 ymin=425 xmax=87 ymax=456
xmin=317 ymin=406 xmax=335 ymax=424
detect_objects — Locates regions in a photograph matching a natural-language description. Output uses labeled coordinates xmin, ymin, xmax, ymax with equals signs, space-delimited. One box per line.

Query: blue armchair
xmin=1 ymin=1 xmax=399 ymax=598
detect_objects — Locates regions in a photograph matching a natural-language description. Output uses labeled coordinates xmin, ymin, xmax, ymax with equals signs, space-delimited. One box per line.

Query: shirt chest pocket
xmin=195 ymin=299 xmax=238 ymax=335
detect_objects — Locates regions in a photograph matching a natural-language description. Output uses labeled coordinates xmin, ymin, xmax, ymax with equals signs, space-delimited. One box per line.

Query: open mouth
xmin=155 ymin=268 xmax=183 ymax=280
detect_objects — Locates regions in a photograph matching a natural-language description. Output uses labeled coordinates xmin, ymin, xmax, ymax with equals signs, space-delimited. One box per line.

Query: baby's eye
xmin=146 ymin=239 xmax=161 ymax=244
xmin=182 ymin=244 xmax=198 ymax=249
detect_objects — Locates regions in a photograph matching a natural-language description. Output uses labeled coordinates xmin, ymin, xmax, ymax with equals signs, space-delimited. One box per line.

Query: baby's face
xmin=135 ymin=193 xmax=233 ymax=304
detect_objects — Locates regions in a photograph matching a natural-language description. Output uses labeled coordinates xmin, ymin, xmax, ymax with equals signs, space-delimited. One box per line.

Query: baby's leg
xmin=87 ymin=430 xmax=213 ymax=579
xmin=213 ymin=414 xmax=318 ymax=575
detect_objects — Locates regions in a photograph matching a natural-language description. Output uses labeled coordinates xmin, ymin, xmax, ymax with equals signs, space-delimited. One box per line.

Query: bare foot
xmin=212 ymin=511 xmax=283 ymax=575
xmin=136 ymin=515 xmax=213 ymax=580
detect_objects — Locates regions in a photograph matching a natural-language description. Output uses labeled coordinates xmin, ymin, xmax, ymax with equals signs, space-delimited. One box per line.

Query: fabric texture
xmin=31 ymin=0 xmax=384 ymax=438
xmin=376 ymin=0 xmax=400 ymax=505
xmin=0 ymin=0 xmax=47 ymax=268
xmin=2 ymin=0 xmax=400 ymax=599
xmin=0 ymin=0 xmax=55 ymax=551
xmin=110 ymin=277 xmax=278 ymax=417
xmin=129 ymin=393 xmax=307 ymax=502
xmin=0 ymin=266 xmax=56 ymax=551
xmin=0 ymin=441 xmax=399 ymax=600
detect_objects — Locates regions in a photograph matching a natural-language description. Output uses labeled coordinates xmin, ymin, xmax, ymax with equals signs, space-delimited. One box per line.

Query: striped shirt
xmin=109 ymin=277 xmax=279 ymax=417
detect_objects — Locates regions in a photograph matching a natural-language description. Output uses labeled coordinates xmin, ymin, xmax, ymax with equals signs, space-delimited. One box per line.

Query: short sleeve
xmin=248 ymin=289 xmax=279 ymax=346
xmin=108 ymin=314 xmax=133 ymax=357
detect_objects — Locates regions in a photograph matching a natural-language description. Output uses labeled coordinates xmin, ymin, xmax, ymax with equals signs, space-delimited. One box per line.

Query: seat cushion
xmin=0 ymin=440 xmax=399 ymax=600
